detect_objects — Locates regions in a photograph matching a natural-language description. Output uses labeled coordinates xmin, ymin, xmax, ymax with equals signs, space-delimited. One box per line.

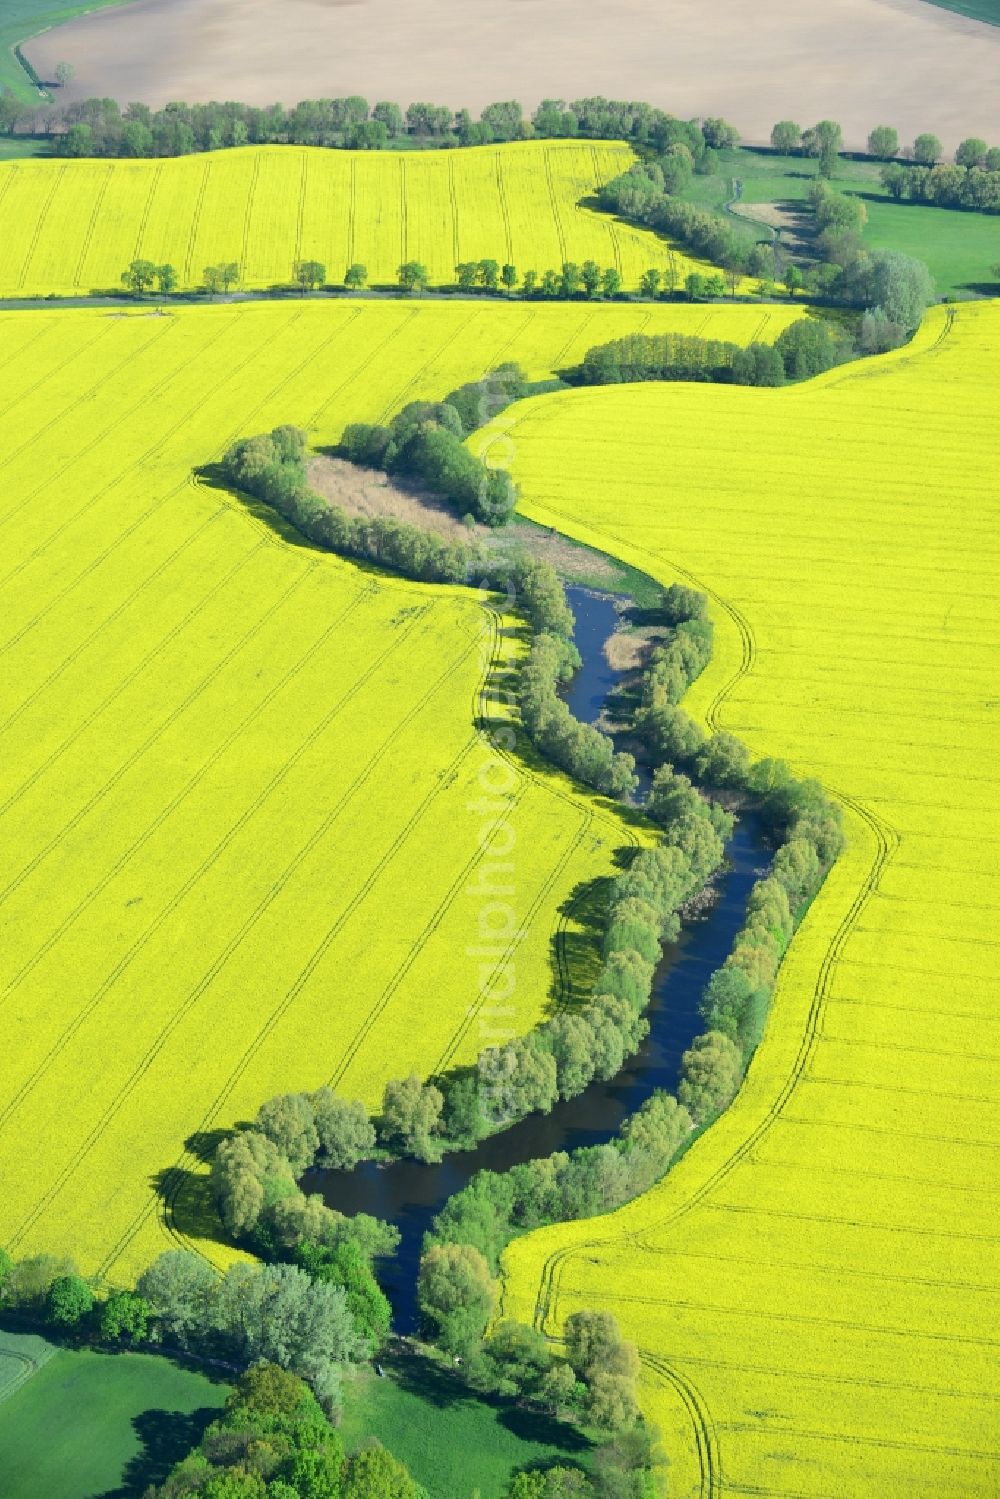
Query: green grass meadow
xmin=925 ymin=0 xmax=1000 ymax=21
xmin=687 ymin=146 xmax=1000 ymax=297
xmin=340 ymin=1353 xmax=593 ymax=1499
xmin=0 ymin=1332 xmax=228 ymax=1499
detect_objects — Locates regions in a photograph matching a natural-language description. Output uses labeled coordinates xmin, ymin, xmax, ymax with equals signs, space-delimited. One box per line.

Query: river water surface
xmin=304 ymin=590 xmax=769 ymax=1330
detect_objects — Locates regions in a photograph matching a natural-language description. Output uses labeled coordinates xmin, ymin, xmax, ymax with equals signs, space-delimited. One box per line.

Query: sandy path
xmin=24 ymin=0 xmax=1000 ymax=151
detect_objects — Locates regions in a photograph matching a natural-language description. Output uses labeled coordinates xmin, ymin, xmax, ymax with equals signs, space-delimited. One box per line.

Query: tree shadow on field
xmin=548 ymin=875 xmax=615 ymax=1014
xmin=197 ymin=463 xmax=319 ymax=552
xmin=152 ymin=1130 xmax=229 ymax=1247
xmin=96 ymin=1405 xmax=223 ymax=1498
xmin=386 ymin=1346 xmax=591 ymax=1456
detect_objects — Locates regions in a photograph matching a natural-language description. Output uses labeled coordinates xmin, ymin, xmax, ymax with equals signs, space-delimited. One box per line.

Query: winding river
xmin=303 ymin=590 xmax=770 ymax=1331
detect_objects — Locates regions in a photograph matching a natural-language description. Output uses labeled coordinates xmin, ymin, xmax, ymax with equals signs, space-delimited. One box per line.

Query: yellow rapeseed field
xmin=0 ymin=299 xmax=798 ymax=1288
xmin=0 ymin=141 xmax=712 ymax=297
xmin=475 ymin=302 xmax=1000 ymax=1499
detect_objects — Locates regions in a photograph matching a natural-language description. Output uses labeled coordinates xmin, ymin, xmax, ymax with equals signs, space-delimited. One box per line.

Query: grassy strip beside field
xmin=0 ymin=299 xmax=801 ymax=1288
xmin=0 ymin=1338 xmax=228 ymax=1498
xmin=342 ymin=1353 xmax=592 ymax=1499
xmin=0 ymin=140 xmax=719 ymax=298
xmin=475 ymin=301 xmax=1000 ymax=1499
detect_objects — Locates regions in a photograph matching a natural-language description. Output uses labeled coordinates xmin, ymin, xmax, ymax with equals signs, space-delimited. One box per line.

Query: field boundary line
xmin=108 ymin=633 xmax=483 ymax=1272
xmin=0 ymin=549 xmax=304 ymax=910
xmin=16 ymin=164 xmax=65 ymax=291
xmin=72 ymin=164 xmax=114 ymax=288
xmin=133 ymin=162 xmax=163 ymax=264
xmin=543 ymin=148 xmax=569 ymax=266
xmin=293 ymin=151 xmax=308 ymax=270
xmin=182 ymin=159 xmax=212 ymax=285
xmin=448 ymin=155 xmax=460 ymax=268
xmin=0 ymin=315 xmax=177 ymax=532
xmin=239 ymin=153 xmax=262 ymax=276
xmin=12 ymin=602 xmax=434 ymax=1256
xmin=496 ymin=150 xmax=514 ymax=266
xmin=0 ymin=584 xmax=376 ymax=1132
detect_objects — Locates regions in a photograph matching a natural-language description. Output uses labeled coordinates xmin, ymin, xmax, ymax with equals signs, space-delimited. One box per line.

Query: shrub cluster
xmin=881 ymin=158 xmax=1000 ymax=212
xmin=341 ymin=365 xmax=527 ymax=526
xmin=519 ymin=632 xmax=638 ymax=798
xmin=597 ymin=165 xmax=762 ymax=275
xmin=577 ymin=322 xmax=854 ymax=397
xmin=144 ymin=1362 xmax=424 ymax=1499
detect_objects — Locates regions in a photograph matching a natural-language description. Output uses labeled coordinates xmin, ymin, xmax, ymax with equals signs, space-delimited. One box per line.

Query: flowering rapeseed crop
xmin=479 ymin=302 xmax=1000 ymax=1499
xmin=0 ymin=299 xmax=794 ymax=1287
xmin=0 ymin=141 xmax=714 ymax=297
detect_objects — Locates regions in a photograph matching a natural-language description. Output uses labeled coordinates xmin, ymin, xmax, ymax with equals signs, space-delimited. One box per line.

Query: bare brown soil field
xmin=25 ymin=0 xmax=1000 ymax=151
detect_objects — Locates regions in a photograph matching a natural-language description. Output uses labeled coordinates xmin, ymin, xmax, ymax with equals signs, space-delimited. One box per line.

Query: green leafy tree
xmin=256 ymin=1091 xmax=320 ymax=1174
xmin=584 ymin=1371 xmax=639 ymax=1431
xmin=912 ymin=133 xmax=941 ymax=165
xmin=770 ymin=120 xmax=801 ymax=153
xmin=522 ymin=269 xmax=538 ymax=296
xmin=501 ymin=263 xmax=518 ymax=292
xmin=639 ymin=268 xmax=661 ymax=298
xmin=373 ymin=101 xmax=404 ymax=136
xmin=418 ymin=1241 xmax=497 ymax=1352
xmin=581 ymin=259 xmax=602 ymax=298
xmin=601 ymin=267 xmax=622 ymax=298
xmin=677 ymin=1030 xmax=743 ymax=1122
xmin=867 ymin=125 xmax=898 ymax=160
xmin=783 ymin=264 xmax=803 ymax=298
xmin=397 ymin=261 xmax=429 ymax=293
xmin=2 ymin=1254 xmax=76 ymax=1309
xmin=46 ymin=1274 xmax=94 ymax=1327
xmin=310 ymin=1088 xmax=375 ymax=1169
xmin=294 ymin=260 xmax=327 ymax=292
xmin=456 ymin=262 xmax=479 ymax=289
xmin=121 ymin=259 xmax=158 ymax=294
xmin=559 ymin=262 xmax=582 ymax=297
xmin=381 ymin=1073 xmax=444 ymax=1160
xmin=136 ymin=1249 xmax=219 ymax=1346
xmin=685 ymin=271 xmax=706 ymax=301
xmin=478 ymin=259 xmax=500 ymax=291
xmin=802 ymin=119 xmax=842 ymax=157
xmin=99 ymin=1290 xmax=152 ymax=1343
xmin=956 ymin=136 xmax=988 ymax=167
xmin=342 ymin=1444 xmax=424 ymax=1498
xmin=345 ymin=263 xmax=368 ymax=289
xmin=156 ymin=263 xmax=177 ymax=294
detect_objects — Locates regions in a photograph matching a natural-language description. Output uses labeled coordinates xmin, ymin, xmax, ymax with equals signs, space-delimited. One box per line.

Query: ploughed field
xmin=0 ymin=141 xmax=712 ymax=297
xmin=0 ymin=298 xmax=799 ymax=1287
xmin=474 ymin=301 xmax=1000 ymax=1499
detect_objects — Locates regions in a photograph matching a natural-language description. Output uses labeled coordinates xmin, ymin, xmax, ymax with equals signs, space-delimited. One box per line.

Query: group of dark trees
xmin=880 ymin=158 xmax=1000 ymax=212
xmin=0 ymin=1241 xmax=373 ymax=1413
xmin=575 ymin=321 xmax=852 ymax=387
xmin=148 ymin=1361 xmax=424 ymax=1499
xmin=0 ymin=89 xmax=733 ymax=163
xmin=338 ymin=371 xmax=524 ymax=526
xmin=771 ymin=116 xmax=1000 ymax=183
